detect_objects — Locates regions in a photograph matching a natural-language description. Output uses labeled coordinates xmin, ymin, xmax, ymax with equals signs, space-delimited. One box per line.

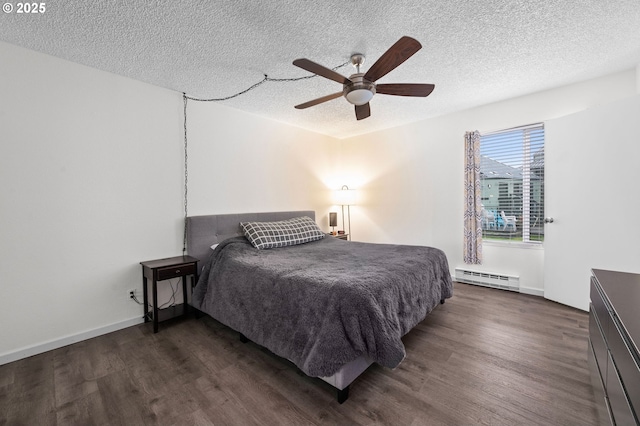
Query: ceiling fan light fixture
xmin=345 ymin=88 xmax=374 ymax=105
xmin=343 ymin=73 xmax=376 ymax=106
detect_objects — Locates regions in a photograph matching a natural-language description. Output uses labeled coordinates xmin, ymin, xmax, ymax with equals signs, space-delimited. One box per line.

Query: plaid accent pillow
xmin=240 ymin=216 xmax=325 ymax=250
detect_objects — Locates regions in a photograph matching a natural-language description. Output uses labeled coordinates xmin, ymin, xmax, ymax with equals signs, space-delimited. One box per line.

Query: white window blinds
xmin=480 ymin=123 xmax=545 ymax=243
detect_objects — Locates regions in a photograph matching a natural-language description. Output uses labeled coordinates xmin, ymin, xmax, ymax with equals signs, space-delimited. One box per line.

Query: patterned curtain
xmin=464 ymin=131 xmax=482 ymax=264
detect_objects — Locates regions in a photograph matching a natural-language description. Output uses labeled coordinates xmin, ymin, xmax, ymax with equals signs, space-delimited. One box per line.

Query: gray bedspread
xmin=191 ymin=236 xmax=453 ymax=377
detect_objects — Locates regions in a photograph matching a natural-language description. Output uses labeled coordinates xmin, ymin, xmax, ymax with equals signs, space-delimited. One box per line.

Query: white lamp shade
xmin=335 ymin=188 xmax=357 ymax=205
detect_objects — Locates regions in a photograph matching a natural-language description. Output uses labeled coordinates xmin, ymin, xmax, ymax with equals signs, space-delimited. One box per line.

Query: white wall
xmin=186 ymin=102 xmax=340 ymax=222
xmin=339 ymin=69 xmax=638 ymax=295
xmin=0 ymin=41 xmax=184 ymax=362
xmin=0 ymin=42 xmax=338 ymax=364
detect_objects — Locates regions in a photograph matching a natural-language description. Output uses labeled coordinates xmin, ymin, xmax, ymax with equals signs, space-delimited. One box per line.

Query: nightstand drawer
xmin=157 ymin=263 xmax=196 ymax=281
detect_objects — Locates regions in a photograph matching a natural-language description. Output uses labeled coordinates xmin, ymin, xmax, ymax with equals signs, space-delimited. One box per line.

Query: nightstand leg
xmin=192 ymin=274 xmax=201 ymax=319
xmin=181 ymin=275 xmax=188 ymax=317
xmin=152 ymin=279 xmax=159 ymax=334
xmin=142 ymin=275 xmax=149 ymax=323
xmin=191 ymin=273 xmax=198 ymax=292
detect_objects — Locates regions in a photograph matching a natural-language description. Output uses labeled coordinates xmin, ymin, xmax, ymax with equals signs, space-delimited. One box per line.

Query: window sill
xmin=482 ymin=239 xmax=544 ymax=250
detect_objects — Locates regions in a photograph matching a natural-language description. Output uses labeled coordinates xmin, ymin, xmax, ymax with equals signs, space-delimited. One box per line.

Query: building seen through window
xmin=480 ymin=124 xmax=544 ymax=243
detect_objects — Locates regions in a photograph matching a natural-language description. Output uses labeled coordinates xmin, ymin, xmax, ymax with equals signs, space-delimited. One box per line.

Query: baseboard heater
xmin=454 ymin=268 xmax=520 ymax=292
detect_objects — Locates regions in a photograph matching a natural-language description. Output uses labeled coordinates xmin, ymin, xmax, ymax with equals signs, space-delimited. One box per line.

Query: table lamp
xmin=329 ymin=212 xmax=337 ymax=235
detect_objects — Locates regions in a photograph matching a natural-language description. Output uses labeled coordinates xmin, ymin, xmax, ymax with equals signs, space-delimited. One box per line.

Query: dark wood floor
xmin=0 ymin=282 xmax=599 ymax=425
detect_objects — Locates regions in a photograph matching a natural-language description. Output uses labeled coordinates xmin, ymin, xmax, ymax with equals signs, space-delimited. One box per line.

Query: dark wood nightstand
xmin=140 ymin=255 xmax=199 ymax=333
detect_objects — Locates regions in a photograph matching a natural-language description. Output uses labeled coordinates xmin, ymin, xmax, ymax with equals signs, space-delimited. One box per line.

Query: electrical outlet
xmin=129 ymin=290 xmax=135 ymax=299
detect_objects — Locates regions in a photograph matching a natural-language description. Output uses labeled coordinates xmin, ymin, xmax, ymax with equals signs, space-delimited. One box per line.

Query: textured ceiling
xmin=1 ymin=0 xmax=639 ymax=138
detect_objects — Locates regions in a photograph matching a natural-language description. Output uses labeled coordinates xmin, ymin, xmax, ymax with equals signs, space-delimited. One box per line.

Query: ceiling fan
xmin=292 ymin=36 xmax=435 ymax=121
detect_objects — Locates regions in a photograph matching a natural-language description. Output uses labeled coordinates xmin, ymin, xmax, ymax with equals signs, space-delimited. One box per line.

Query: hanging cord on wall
xmin=181 ymin=61 xmax=349 ymax=254
xmin=182 ymin=93 xmax=189 ymax=254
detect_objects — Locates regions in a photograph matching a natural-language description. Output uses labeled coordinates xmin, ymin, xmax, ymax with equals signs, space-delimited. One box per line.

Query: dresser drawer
xmin=607 ymin=315 xmax=640 ymax=417
xmin=157 ymin=263 xmax=196 ymax=281
xmin=606 ymin=351 xmax=638 ymax=426
xmin=589 ymin=340 xmax=613 ymax=425
xmin=589 ymin=306 xmax=608 ymax=381
xmin=591 ymin=277 xmax=610 ymax=342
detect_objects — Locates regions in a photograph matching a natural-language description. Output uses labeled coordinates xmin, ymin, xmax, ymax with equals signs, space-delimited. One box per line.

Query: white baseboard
xmin=453 ymin=275 xmax=544 ymax=297
xmin=519 ymin=286 xmax=544 ymax=297
xmin=0 ymin=316 xmax=144 ymax=366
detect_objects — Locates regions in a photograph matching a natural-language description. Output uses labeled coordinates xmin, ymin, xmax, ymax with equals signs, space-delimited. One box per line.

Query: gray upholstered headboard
xmin=186 ymin=210 xmax=316 ymax=265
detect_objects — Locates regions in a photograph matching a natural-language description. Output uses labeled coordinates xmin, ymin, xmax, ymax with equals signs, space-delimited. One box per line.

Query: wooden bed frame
xmin=186 ymin=210 xmax=373 ymax=403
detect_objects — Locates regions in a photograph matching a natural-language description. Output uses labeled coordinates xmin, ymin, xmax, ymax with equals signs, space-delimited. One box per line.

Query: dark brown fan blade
xmin=293 ymin=59 xmax=351 ymax=85
xmin=376 ymin=83 xmax=435 ymax=97
xmin=364 ymin=36 xmax=422 ymax=83
xmin=355 ymin=103 xmax=371 ymax=120
xmin=294 ymin=91 xmax=343 ymax=109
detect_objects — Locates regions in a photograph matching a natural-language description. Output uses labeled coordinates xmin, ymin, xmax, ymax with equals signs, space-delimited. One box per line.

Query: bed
xmin=187 ymin=210 xmax=453 ymax=403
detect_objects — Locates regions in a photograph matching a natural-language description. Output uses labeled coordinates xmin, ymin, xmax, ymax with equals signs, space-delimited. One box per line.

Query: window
xmin=480 ymin=123 xmax=544 ymax=243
